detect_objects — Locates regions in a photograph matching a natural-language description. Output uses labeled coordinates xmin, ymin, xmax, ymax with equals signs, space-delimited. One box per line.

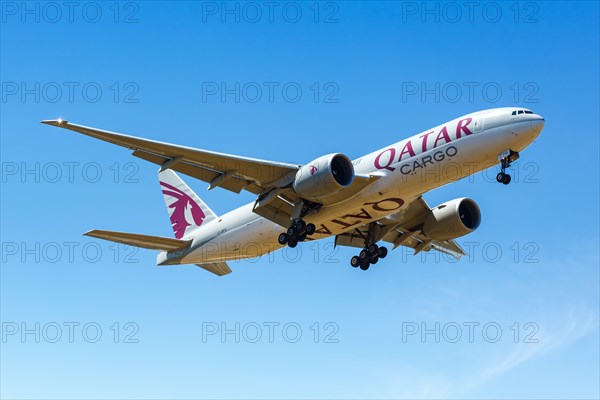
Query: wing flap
xmin=429 ymin=240 xmax=466 ymax=259
xmin=252 ymin=189 xmax=300 ymax=228
xmin=85 ymin=229 xmax=191 ymax=252
xmin=382 ymin=228 xmax=466 ymax=259
xmin=195 ymin=262 xmax=232 ymax=276
xmin=133 ymin=150 xmax=262 ymax=194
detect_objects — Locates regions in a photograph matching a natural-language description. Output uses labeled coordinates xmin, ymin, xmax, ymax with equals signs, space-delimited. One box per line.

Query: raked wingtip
xmin=40 ymin=118 xmax=68 ymax=126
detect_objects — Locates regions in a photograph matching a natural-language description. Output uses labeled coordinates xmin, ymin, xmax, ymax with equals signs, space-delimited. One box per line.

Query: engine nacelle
xmin=422 ymin=198 xmax=481 ymax=240
xmin=293 ymin=153 xmax=354 ymax=202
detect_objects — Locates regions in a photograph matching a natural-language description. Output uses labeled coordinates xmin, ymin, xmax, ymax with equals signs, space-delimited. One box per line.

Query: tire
xmin=278 ymin=233 xmax=288 ymax=245
xmin=299 ymin=232 xmax=307 ymax=242
xmin=370 ymin=255 xmax=379 ymax=264
xmin=295 ymin=220 xmax=306 ymax=231
xmin=288 ymin=238 xmax=298 ymax=248
xmin=496 ymin=172 xmax=505 ymax=183
xmin=359 ymin=250 xmax=368 ymax=259
xmin=350 ymin=256 xmax=360 ymax=268
xmin=306 ymin=223 xmax=316 ymax=235
xmin=502 ymin=174 xmax=511 ymax=185
xmin=360 ymin=261 xmax=370 ymax=271
xmin=287 ymin=227 xmax=296 ymax=236
xmin=378 ymin=246 xmax=388 ymax=258
xmin=368 ymin=244 xmax=378 ymax=254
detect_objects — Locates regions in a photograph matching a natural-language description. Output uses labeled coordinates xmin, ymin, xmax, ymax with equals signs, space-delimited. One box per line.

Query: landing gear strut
xmin=496 ymin=149 xmax=519 ymax=185
xmin=278 ymin=219 xmax=316 ymax=248
xmin=350 ymin=243 xmax=388 ymax=270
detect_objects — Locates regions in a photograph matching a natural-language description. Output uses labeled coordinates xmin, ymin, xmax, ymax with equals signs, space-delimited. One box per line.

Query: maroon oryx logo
xmin=309 ymin=164 xmax=318 ymax=176
xmin=160 ymin=181 xmax=206 ymax=239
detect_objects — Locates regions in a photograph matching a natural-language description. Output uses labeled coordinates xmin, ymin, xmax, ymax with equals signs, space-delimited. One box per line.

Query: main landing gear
xmin=347 ymin=221 xmax=389 ymax=271
xmin=350 ymin=243 xmax=388 ymax=271
xmin=496 ymin=149 xmax=520 ymax=185
xmin=278 ymin=219 xmax=316 ymax=248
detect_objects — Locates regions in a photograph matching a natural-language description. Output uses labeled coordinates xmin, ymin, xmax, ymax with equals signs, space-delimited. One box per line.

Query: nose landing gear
xmin=278 ymin=219 xmax=316 ymax=248
xmin=497 ymin=149 xmax=520 ymax=185
xmin=496 ymin=171 xmax=511 ymax=185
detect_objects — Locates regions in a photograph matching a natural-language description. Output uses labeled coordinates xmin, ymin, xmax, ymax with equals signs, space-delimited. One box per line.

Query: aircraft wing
xmin=334 ymin=197 xmax=467 ymax=259
xmin=42 ymin=119 xmax=380 ymax=228
xmin=41 ymin=119 xmax=299 ymax=195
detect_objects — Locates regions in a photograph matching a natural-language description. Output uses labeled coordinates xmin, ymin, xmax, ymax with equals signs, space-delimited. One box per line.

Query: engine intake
xmin=293 ymin=153 xmax=354 ymax=202
xmin=422 ymin=198 xmax=481 ymax=240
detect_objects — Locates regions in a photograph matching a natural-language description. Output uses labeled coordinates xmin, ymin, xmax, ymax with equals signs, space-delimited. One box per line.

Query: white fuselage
xmin=157 ymin=107 xmax=544 ymax=265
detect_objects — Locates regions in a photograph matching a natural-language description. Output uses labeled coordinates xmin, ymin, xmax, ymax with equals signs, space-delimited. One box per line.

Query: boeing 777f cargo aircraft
xmin=42 ymin=107 xmax=544 ymax=275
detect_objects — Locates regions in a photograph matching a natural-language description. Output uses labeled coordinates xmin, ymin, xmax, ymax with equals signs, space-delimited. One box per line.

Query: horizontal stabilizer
xmin=85 ymin=229 xmax=191 ymax=252
xmin=195 ymin=262 xmax=232 ymax=276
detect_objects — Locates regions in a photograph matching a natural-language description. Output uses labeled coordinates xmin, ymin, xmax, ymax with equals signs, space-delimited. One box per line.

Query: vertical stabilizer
xmin=158 ymin=169 xmax=218 ymax=239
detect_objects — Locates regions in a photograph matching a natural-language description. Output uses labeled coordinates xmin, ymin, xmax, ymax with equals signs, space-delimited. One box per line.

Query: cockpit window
xmin=512 ymin=109 xmax=535 ymax=116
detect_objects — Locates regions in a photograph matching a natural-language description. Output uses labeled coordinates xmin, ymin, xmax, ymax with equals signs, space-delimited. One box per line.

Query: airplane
xmin=41 ymin=107 xmax=544 ymax=276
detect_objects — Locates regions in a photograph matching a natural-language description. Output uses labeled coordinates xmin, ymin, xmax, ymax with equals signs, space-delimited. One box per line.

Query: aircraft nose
xmin=529 ymin=114 xmax=545 ymax=138
xmin=530 ymin=114 xmax=546 ymax=132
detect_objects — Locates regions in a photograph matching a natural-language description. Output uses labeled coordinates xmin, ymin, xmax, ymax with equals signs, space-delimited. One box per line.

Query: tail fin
xmin=159 ymin=169 xmax=218 ymax=239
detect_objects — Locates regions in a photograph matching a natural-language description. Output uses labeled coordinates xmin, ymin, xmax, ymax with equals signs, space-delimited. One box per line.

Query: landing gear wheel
xmin=359 ymin=250 xmax=368 ymax=260
xmin=351 ymin=256 xmax=360 ymax=268
xmin=287 ymin=227 xmax=295 ymax=236
xmin=278 ymin=233 xmax=288 ymax=245
xmin=299 ymin=232 xmax=307 ymax=242
xmin=288 ymin=238 xmax=298 ymax=248
xmin=370 ymin=254 xmax=379 ymax=264
xmin=367 ymin=244 xmax=378 ymax=254
xmin=502 ymin=174 xmax=511 ymax=185
xmin=378 ymin=246 xmax=388 ymax=259
xmin=360 ymin=261 xmax=370 ymax=271
xmin=306 ymin=223 xmax=316 ymax=235
xmin=294 ymin=220 xmax=306 ymax=231
xmin=496 ymin=172 xmax=506 ymax=183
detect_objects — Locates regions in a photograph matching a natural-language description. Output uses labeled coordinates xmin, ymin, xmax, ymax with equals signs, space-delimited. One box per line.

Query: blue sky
xmin=1 ymin=1 xmax=598 ymax=399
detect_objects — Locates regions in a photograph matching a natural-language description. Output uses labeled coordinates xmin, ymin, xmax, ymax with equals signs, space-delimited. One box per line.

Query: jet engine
xmin=293 ymin=153 xmax=354 ymax=202
xmin=422 ymin=198 xmax=481 ymax=240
